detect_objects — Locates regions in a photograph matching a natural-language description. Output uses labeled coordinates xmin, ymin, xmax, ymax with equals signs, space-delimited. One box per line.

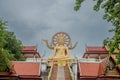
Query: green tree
xmin=0 ymin=19 xmax=7 ymax=48
xmin=0 ymin=19 xmax=25 ymax=61
xmin=3 ymin=31 xmax=24 ymax=60
xmin=74 ymin=0 xmax=120 ymax=64
xmin=0 ymin=48 xmax=10 ymax=72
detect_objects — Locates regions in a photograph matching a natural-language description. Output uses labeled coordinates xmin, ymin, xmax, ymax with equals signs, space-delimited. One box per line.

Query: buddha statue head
xmin=58 ymin=33 xmax=64 ymax=46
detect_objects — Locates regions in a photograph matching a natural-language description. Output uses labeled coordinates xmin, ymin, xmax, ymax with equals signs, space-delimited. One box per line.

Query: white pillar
xmin=72 ymin=63 xmax=77 ymax=80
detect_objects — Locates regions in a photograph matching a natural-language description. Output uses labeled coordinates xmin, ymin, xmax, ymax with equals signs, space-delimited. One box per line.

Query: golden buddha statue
xmin=43 ymin=32 xmax=77 ymax=66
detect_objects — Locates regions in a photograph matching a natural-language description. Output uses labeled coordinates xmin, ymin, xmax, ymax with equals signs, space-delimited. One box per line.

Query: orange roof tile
xmin=23 ymin=46 xmax=37 ymax=51
xmin=12 ymin=62 xmax=40 ymax=76
xmin=86 ymin=46 xmax=107 ymax=52
xmin=22 ymin=46 xmax=40 ymax=56
xmin=79 ymin=59 xmax=106 ymax=77
xmin=98 ymin=59 xmax=106 ymax=75
xmin=79 ymin=62 xmax=99 ymax=76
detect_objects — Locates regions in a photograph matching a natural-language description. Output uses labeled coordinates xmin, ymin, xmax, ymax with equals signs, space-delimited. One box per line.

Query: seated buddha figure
xmin=43 ymin=32 xmax=77 ymax=66
xmin=49 ymin=34 xmax=73 ymax=66
xmin=49 ymin=33 xmax=69 ymax=59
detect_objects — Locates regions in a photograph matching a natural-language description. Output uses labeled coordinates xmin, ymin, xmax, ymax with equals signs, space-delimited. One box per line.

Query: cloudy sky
xmin=0 ymin=0 xmax=113 ymax=58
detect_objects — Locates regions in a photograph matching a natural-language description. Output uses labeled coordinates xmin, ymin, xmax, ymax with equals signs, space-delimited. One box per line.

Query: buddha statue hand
xmin=43 ymin=39 xmax=48 ymax=42
xmin=43 ymin=39 xmax=54 ymax=49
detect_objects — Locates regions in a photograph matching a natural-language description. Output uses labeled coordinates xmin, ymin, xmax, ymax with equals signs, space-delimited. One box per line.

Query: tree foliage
xmin=3 ymin=31 xmax=24 ymax=60
xmin=74 ymin=0 xmax=120 ymax=64
xmin=0 ymin=48 xmax=10 ymax=72
xmin=0 ymin=19 xmax=26 ymax=72
xmin=0 ymin=19 xmax=24 ymax=61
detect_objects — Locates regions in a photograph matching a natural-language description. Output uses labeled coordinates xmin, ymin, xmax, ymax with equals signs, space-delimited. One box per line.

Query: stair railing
xmin=48 ymin=65 xmax=53 ymax=80
xmin=68 ymin=65 xmax=74 ymax=80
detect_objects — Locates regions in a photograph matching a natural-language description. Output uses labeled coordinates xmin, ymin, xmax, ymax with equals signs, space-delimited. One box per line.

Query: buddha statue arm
xmin=43 ymin=40 xmax=54 ymax=49
xmin=53 ymin=47 xmax=57 ymax=57
xmin=69 ymin=42 xmax=78 ymax=50
xmin=66 ymin=47 xmax=69 ymax=57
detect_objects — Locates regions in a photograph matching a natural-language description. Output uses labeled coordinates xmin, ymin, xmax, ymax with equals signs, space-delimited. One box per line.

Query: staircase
xmin=50 ymin=65 xmax=58 ymax=80
xmin=64 ymin=66 xmax=71 ymax=80
xmin=57 ymin=66 xmax=65 ymax=80
xmin=49 ymin=65 xmax=72 ymax=80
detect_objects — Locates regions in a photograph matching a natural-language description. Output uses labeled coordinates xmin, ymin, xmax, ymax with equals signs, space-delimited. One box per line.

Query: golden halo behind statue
xmin=52 ymin=32 xmax=71 ymax=47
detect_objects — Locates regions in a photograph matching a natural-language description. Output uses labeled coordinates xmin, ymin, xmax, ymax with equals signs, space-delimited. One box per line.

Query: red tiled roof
xmin=83 ymin=46 xmax=108 ymax=58
xmin=79 ymin=59 xmax=106 ymax=77
xmin=86 ymin=46 xmax=108 ymax=53
xmin=79 ymin=62 xmax=99 ymax=76
xmin=22 ymin=46 xmax=37 ymax=51
xmin=86 ymin=46 xmax=107 ymax=52
xmin=12 ymin=62 xmax=40 ymax=76
xmin=98 ymin=59 xmax=106 ymax=75
xmin=22 ymin=46 xmax=40 ymax=56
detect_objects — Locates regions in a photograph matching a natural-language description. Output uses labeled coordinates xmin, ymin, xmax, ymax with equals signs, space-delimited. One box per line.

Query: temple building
xmin=0 ymin=45 xmax=42 ymax=80
xmin=78 ymin=46 xmax=120 ymax=80
xmin=78 ymin=58 xmax=106 ymax=80
xmin=0 ymin=61 xmax=42 ymax=80
xmin=22 ymin=46 xmax=41 ymax=58
xmin=12 ymin=61 xmax=42 ymax=80
xmin=1 ymin=32 xmax=120 ymax=80
xmin=83 ymin=46 xmax=108 ymax=59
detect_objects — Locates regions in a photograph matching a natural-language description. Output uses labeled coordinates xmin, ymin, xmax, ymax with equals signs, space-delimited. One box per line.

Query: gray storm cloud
xmin=0 ymin=0 xmax=113 ymax=57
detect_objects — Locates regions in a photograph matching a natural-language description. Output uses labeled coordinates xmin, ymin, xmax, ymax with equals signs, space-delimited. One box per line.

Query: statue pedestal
xmin=48 ymin=57 xmax=75 ymax=66
xmin=58 ymin=59 xmax=66 ymax=66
